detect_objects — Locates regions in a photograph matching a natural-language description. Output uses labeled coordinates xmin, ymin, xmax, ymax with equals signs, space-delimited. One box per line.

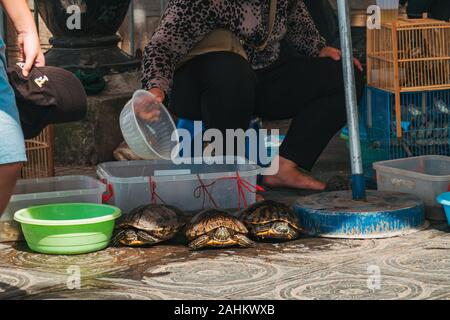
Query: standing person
xmin=0 ymin=0 xmax=45 ymax=214
xmin=142 ymin=0 xmax=363 ymax=191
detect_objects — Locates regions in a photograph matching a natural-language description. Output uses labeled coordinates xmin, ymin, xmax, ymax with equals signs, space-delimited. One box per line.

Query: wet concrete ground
xmin=1 ymin=136 xmax=449 ymax=299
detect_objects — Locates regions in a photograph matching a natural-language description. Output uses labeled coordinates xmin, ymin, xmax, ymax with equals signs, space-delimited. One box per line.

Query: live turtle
xmin=239 ymin=200 xmax=301 ymax=241
xmin=112 ymin=204 xmax=186 ymax=247
xmin=185 ymin=209 xmax=254 ymax=250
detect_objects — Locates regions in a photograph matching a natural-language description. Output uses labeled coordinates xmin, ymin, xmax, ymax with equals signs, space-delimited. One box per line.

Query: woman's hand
xmin=133 ymin=87 xmax=167 ymax=123
xmin=319 ymin=46 xmax=363 ymax=72
xmin=149 ymin=87 xmax=165 ymax=104
xmin=17 ymin=31 xmax=45 ymax=77
xmin=0 ymin=0 xmax=45 ymax=76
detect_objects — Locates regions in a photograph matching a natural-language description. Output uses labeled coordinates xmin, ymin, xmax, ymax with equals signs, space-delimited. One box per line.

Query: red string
xmin=101 ymin=179 xmax=114 ymax=203
xmin=194 ymin=174 xmax=219 ymax=209
xmin=149 ymin=177 xmax=165 ymax=204
xmin=194 ymin=172 xmax=265 ymax=210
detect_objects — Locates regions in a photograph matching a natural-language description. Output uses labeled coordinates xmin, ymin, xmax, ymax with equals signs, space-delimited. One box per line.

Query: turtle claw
xmin=234 ymin=233 xmax=255 ymax=248
xmin=188 ymin=234 xmax=210 ymax=250
xmin=136 ymin=230 xmax=161 ymax=245
xmin=110 ymin=229 xmax=127 ymax=247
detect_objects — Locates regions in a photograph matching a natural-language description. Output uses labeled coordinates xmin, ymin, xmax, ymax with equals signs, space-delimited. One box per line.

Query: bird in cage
xmin=402 ymin=38 xmax=425 ymax=87
xmin=400 ymin=103 xmax=422 ymax=141
xmin=426 ymin=117 xmax=436 ymax=139
xmin=434 ymin=99 xmax=450 ymax=115
xmin=405 ymin=103 xmax=423 ymax=118
xmin=431 ymin=98 xmax=450 ymax=140
xmin=401 ymin=33 xmax=444 ymax=87
xmin=411 ymin=113 xmax=436 ymax=148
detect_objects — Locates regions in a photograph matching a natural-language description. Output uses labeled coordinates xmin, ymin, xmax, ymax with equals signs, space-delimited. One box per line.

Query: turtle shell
xmin=239 ymin=200 xmax=300 ymax=229
xmin=185 ymin=209 xmax=248 ymax=240
xmin=118 ymin=204 xmax=186 ymax=234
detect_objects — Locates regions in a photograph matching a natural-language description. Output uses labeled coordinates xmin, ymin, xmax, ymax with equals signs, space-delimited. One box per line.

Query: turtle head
xmin=114 ymin=229 xmax=145 ymax=246
xmin=213 ymin=227 xmax=232 ymax=241
xmin=273 ymin=221 xmax=290 ymax=235
xmin=272 ymin=222 xmax=299 ymax=240
xmin=256 ymin=222 xmax=299 ymax=240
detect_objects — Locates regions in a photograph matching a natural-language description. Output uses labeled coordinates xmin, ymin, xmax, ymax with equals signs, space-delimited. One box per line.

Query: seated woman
xmin=142 ymin=0 xmax=363 ymax=191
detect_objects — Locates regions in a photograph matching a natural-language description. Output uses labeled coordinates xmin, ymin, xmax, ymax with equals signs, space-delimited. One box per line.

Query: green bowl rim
xmin=14 ymin=203 xmax=122 ymax=226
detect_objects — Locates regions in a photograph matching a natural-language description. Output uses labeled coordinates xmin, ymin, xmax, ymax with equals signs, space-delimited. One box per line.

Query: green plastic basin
xmin=14 ymin=203 xmax=121 ymax=255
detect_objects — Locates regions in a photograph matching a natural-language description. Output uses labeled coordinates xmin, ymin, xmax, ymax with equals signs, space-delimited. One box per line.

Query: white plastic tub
xmin=1 ymin=176 xmax=106 ymax=242
xmin=374 ymin=156 xmax=450 ymax=220
xmin=97 ymin=157 xmax=262 ymax=213
xmin=120 ymin=90 xmax=179 ymax=160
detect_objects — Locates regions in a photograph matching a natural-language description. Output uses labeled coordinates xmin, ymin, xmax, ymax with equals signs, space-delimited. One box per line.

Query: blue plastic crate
xmin=342 ymin=86 xmax=450 ymax=182
xmin=361 ymin=86 xmax=450 ymax=171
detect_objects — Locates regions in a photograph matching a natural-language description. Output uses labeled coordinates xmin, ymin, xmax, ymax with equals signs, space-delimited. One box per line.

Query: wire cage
xmin=21 ymin=126 xmax=55 ymax=179
xmin=368 ymin=18 xmax=450 ymax=92
xmin=360 ymin=86 xmax=450 ymax=178
xmin=367 ymin=17 xmax=450 ymax=137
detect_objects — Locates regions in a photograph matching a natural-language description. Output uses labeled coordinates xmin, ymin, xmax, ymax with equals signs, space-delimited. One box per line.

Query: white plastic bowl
xmin=120 ymin=90 xmax=179 ymax=160
xmin=376 ymin=0 xmax=399 ymax=9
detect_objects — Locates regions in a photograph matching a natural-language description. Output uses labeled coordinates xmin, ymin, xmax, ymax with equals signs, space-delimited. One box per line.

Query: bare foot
xmin=262 ymin=156 xmax=326 ymax=191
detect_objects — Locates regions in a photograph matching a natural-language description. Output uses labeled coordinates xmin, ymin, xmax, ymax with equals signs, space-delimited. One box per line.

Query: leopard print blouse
xmin=142 ymin=0 xmax=326 ymax=94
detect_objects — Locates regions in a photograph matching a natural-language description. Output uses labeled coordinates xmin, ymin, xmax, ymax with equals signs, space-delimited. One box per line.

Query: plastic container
xmin=1 ymin=176 xmax=106 ymax=242
xmin=263 ymin=134 xmax=285 ymax=165
xmin=14 ymin=203 xmax=121 ymax=255
xmin=376 ymin=0 xmax=400 ymax=9
xmin=376 ymin=0 xmax=399 ymax=22
xmin=436 ymin=192 xmax=450 ymax=225
xmin=120 ymin=90 xmax=179 ymax=160
xmin=97 ymin=157 xmax=262 ymax=213
xmin=374 ymin=155 xmax=450 ymax=221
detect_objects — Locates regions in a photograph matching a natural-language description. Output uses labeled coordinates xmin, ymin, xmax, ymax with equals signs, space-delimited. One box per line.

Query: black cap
xmin=7 ymin=63 xmax=87 ymax=139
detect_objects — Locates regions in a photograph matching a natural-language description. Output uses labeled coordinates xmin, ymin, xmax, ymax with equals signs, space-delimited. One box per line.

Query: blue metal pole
xmin=336 ymin=0 xmax=366 ymax=200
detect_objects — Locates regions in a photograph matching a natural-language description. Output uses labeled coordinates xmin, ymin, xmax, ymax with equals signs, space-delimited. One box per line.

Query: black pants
xmin=405 ymin=0 xmax=450 ymax=21
xmin=170 ymin=51 xmax=364 ymax=171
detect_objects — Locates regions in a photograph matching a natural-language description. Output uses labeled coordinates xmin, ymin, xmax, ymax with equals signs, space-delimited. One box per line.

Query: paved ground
xmin=1 ymin=136 xmax=449 ymax=300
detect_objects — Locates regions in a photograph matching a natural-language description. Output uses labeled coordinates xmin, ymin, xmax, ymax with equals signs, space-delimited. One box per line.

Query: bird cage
xmin=361 ymin=86 xmax=450 ymax=178
xmin=21 ymin=126 xmax=55 ymax=179
xmin=367 ymin=17 xmax=450 ymax=137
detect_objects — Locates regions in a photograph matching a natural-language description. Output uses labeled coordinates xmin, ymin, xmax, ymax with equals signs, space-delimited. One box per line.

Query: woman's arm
xmin=285 ymin=0 xmax=362 ymax=71
xmin=0 ymin=0 xmax=45 ymax=76
xmin=284 ymin=0 xmax=326 ymax=57
xmin=142 ymin=0 xmax=217 ymax=99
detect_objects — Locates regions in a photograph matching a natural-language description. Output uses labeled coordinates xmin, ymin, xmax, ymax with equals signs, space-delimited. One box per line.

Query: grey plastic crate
xmin=1 ymin=176 xmax=106 ymax=242
xmin=374 ymin=156 xmax=450 ymax=221
xmin=97 ymin=157 xmax=262 ymax=214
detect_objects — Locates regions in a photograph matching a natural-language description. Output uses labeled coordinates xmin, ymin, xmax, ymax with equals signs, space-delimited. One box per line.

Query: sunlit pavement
xmin=1 ymin=135 xmax=449 ymax=300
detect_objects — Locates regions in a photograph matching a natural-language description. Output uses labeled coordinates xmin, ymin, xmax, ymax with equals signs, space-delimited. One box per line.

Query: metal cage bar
xmin=361 ymin=86 xmax=450 ymax=179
